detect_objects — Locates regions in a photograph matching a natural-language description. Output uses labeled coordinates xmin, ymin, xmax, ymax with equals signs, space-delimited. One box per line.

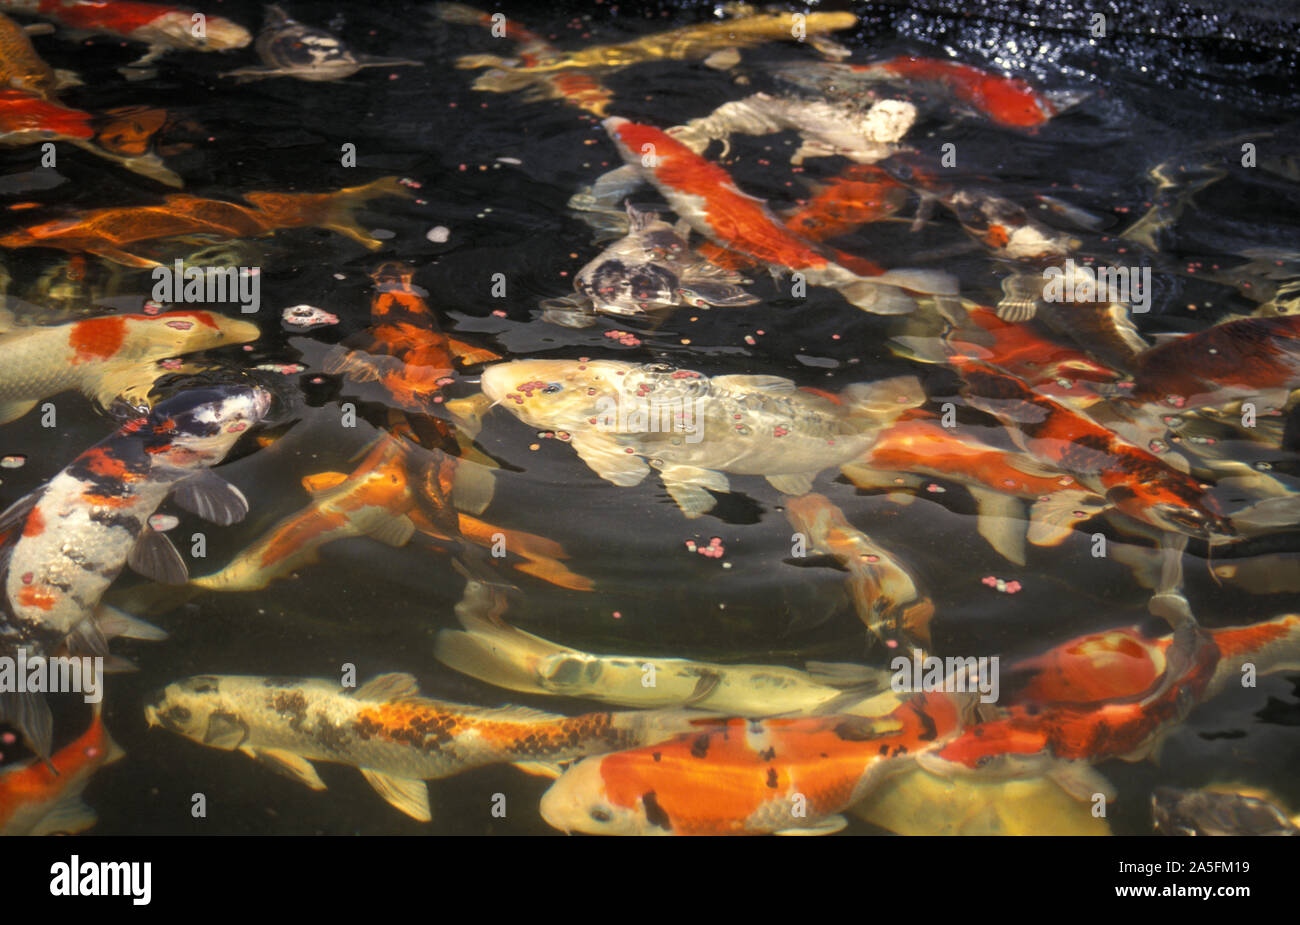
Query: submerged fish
xmin=145 ymin=672 xmax=700 ymax=821
xmin=0 ymin=385 xmax=270 ymax=758
xmin=599 ymin=117 xmax=956 ymax=315
xmin=0 ymin=176 xmax=412 ymax=268
xmin=784 ymin=493 xmax=934 ymax=647
xmin=0 ymin=11 xmax=70 ymax=100
xmin=0 ymin=707 xmax=123 ymax=835
xmin=775 ymin=56 xmax=1068 ymax=129
xmin=1152 ymin=786 xmax=1300 ymax=836
xmin=436 ymin=572 xmax=879 ymax=714
xmin=541 ymin=203 xmax=758 ymax=327
xmin=191 ymin=434 xmax=590 ymax=592
xmin=223 ymin=4 xmax=419 ymax=82
xmin=435 ymin=3 xmax=612 ymax=116
xmin=0 ymin=0 xmax=251 ymax=68
xmin=479 ymin=358 xmax=926 ymax=517
xmin=453 ymin=10 xmax=857 ymax=75
xmin=539 ymin=693 xmax=967 ymax=836
xmin=0 ymin=309 xmax=259 ymax=425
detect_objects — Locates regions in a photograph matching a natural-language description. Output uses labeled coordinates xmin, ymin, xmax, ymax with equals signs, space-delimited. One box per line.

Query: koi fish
xmin=0 ymin=89 xmax=181 ymax=186
xmin=784 ymin=493 xmax=934 ymax=647
xmin=1152 ymin=786 xmax=1300 ymax=836
xmin=600 ymin=117 xmax=957 ymax=314
xmin=539 ymin=693 xmax=968 ymax=835
xmin=918 ymin=614 xmax=1300 ymax=796
xmin=780 ymin=164 xmax=909 ymax=242
xmin=1124 ymin=315 xmax=1300 ymax=412
xmin=1 ymin=0 xmax=251 ymax=69
xmin=479 ymin=358 xmax=926 ymax=517
xmin=540 ymin=203 xmax=758 ymax=328
xmin=0 ymin=707 xmax=123 ymax=835
xmin=434 ymin=3 xmax=612 ymax=116
xmin=669 ymin=93 xmax=917 ymax=165
xmin=0 ymin=11 xmax=71 ymax=100
xmin=325 ymin=262 xmax=500 ymax=413
xmin=775 ymin=56 xmax=1068 ymax=129
xmin=0 ymin=308 xmax=259 ymax=425
xmin=0 ymin=176 xmax=412 ymax=268
xmin=435 ymin=571 xmax=881 ymax=714
xmin=223 ymin=4 xmax=419 ymax=82
xmin=452 ymin=10 xmax=857 ymax=75
xmin=191 ymin=434 xmax=591 ymax=592
xmin=894 ymin=336 xmax=1232 ymax=539
xmin=841 ymin=412 xmax=1108 ymax=564
xmin=144 ymin=672 xmax=700 ymax=821
xmin=0 ymin=385 xmax=270 ymax=758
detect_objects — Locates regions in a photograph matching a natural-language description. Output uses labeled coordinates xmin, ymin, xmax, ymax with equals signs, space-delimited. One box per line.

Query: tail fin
xmin=322 ymin=177 xmax=415 ymax=249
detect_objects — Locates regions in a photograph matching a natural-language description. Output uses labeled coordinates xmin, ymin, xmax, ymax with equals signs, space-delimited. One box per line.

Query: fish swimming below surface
xmin=0 ymin=10 xmax=73 ymax=101
xmin=0 ymin=176 xmax=413 ymax=267
xmin=479 ymin=358 xmax=927 ymax=517
xmin=0 ymin=707 xmax=123 ymax=835
xmin=0 ymin=385 xmax=271 ymax=758
xmin=145 ymin=672 xmax=705 ymax=821
xmin=223 ymin=3 xmax=420 ymax=82
xmin=0 ymin=308 xmax=260 ymax=425
xmin=1151 ymin=785 xmax=1300 ymax=836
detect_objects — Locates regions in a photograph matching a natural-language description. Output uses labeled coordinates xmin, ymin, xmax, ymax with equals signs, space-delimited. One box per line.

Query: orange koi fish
xmin=326 ymin=262 xmax=500 ymax=413
xmin=0 ymin=708 xmax=123 ymax=835
xmin=191 ymin=434 xmax=591 ymax=592
xmin=601 ymin=117 xmax=957 ymax=314
xmin=436 ymin=3 xmax=613 ymax=116
xmin=146 ymin=672 xmax=697 ymax=821
xmin=0 ymin=176 xmax=411 ymax=267
xmin=777 ymin=56 xmax=1066 ymax=129
xmin=784 ymin=493 xmax=934 ymax=647
xmin=540 ymin=693 xmax=967 ymax=835
xmin=0 ymin=11 xmax=64 ymax=100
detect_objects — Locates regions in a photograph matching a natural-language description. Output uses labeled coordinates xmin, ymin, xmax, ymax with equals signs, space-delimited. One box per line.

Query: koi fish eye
xmin=542 ymin=383 xmax=563 ymax=394
xmin=589 ymin=807 xmax=613 ymax=823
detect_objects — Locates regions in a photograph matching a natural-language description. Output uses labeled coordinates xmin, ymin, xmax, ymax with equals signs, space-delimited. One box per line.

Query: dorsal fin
xmin=352 ymin=672 xmax=421 ymax=700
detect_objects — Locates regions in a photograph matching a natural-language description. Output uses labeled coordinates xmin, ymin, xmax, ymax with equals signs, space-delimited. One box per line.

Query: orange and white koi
xmin=0 ymin=176 xmax=412 ymax=268
xmin=0 ymin=309 xmax=259 ymax=425
xmin=784 ymin=493 xmax=934 ymax=647
xmin=0 ymin=707 xmax=123 ymax=835
xmin=540 ymin=692 xmax=968 ymax=835
xmin=145 ymin=672 xmax=699 ymax=821
xmin=600 ymin=117 xmax=957 ymax=314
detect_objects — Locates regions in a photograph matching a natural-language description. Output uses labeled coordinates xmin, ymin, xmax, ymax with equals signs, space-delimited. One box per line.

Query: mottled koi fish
xmin=0 ymin=309 xmax=260 ymax=426
xmin=0 ymin=176 xmax=412 ymax=268
xmin=776 ymin=56 xmax=1068 ymax=129
xmin=145 ymin=672 xmax=701 ymax=822
xmin=784 ymin=493 xmax=934 ymax=647
xmin=191 ymin=434 xmax=591 ymax=592
xmin=0 ymin=386 xmax=270 ymax=758
xmin=540 ymin=693 xmax=967 ymax=835
xmin=0 ymin=11 xmax=64 ymax=100
xmin=436 ymin=3 xmax=612 ymax=116
xmin=601 ymin=117 xmax=957 ymax=315
xmin=0 ymin=707 xmax=123 ymax=835
xmin=223 ymin=4 xmax=419 ymax=83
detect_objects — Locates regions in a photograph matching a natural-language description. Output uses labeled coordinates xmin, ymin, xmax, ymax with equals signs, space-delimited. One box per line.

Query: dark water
xmin=1 ymin=0 xmax=1298 ymax=835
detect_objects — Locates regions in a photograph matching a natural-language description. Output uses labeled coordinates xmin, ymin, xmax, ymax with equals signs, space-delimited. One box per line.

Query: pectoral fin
xmin=568 ymin=433 xmax=651 ymax=487
xmin=128 ymin=526 xmax=189 ymax=584
xmin=774 ymin=814 xmax=848 ymax=835
xmin=969 ymin=486 xmax=1027 ymax=566
xmin=172 ymin=471 xmax=249 ymax=526
xmin=0 ymin=690 xmax=52 ymax=761
xmin=659 ymin=464 xmax=728 ymax=517
xmin=0 ymin=399 xmax=36 ymax=426
xmin=511 ymin=761 xmax=567 ymax=779
xmin=359 ymin=768 xmax=432 ymax=822
xmin=30 ymin=795 xmax=98 ymax=836
xmin=246 ymin=748 xmax=327 ymax=791
xmin=766 ymin=472 xmax=817 ymax=496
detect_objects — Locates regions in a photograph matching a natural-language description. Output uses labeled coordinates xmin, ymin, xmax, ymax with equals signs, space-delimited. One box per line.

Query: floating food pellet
xmin=426 ymin=226 xmax=450 ymax=243
xmin=149 ymin=514 xmax=179 ymax=532
xmin=0 ymin=455 xmax=25 ymax=469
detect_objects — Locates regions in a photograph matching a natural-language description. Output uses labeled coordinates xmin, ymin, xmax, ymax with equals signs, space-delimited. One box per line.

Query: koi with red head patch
xmin=10 ymin=0 xmax=250 ymax=57
xmin=540 ymin=693 xmax=965 ymax=835
xmin=145 ymin=672 xmax=699 ymax=822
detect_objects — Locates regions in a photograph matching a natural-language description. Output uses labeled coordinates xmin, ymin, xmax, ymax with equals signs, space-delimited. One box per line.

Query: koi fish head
xmin=144 ymin=12 xmax=251 ymax=52
xmin=119 ymin=311 xmax=260 ymax=358
xmin=145 ymin=676 xmax=250 ymax=750
xmin=540 ymin=756 xmax=666 ymax=835
xmin=480 ymin=359 xmax=629 ymax=430
xmin=1106 ymin=483 xmax=1234 ymax=541
xmin=577 ymin=258 xmax=679 ymax=315
xmin=144 ymin=385 xmax=272 ymax=466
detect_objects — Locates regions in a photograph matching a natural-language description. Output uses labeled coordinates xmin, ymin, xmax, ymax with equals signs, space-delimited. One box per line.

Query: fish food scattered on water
xmin=0 ymin=0 xmax=1298 ymax=851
